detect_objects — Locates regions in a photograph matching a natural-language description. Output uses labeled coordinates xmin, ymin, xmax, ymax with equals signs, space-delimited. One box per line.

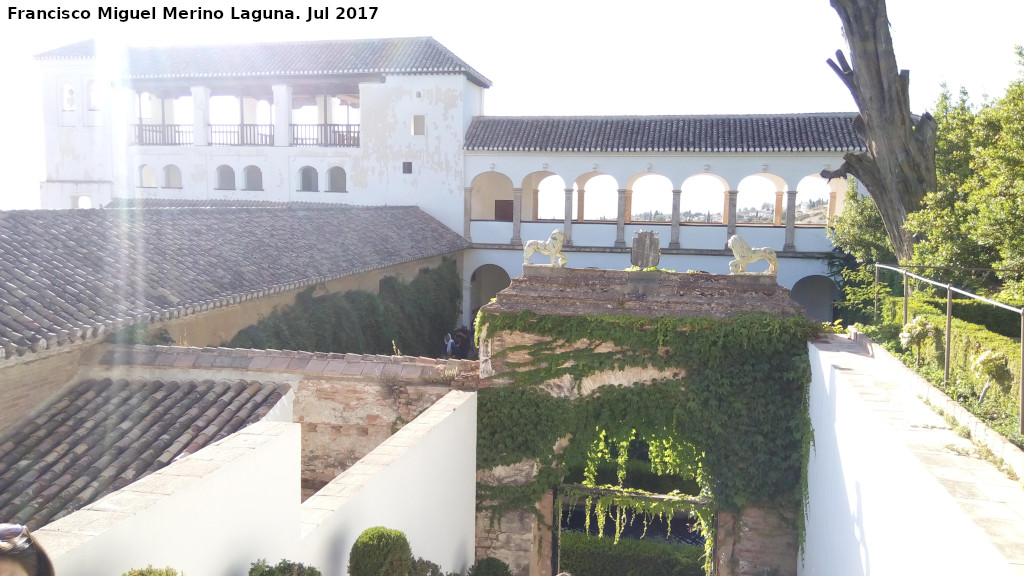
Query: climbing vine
xmin=228 ymin=258 xmax=461 ymax=357
xmin=475 ymin=309 xmax=816 ymax=570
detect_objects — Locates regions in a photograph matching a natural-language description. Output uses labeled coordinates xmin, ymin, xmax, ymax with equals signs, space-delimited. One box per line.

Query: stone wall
xmin=0 ymin=345 xmax=85 ymax=437
xmin=715 ymin=507 xmax=798 ymax=576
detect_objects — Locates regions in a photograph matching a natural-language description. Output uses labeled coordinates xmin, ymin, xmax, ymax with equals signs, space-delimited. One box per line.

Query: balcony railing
xmin=209 ymin=124 xmax=274 ymax=146
xmin=134 ymin=124 xmax=193 ymax=146
xmin=291 ymin=124 xmax=360 ymax=147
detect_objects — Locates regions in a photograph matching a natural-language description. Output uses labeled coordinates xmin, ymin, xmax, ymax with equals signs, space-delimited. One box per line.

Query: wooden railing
xmin=291 ymin=124 xmax=360 ymax=147
xmin=134 ymin=124 xmax=193 ymax=145
xmin=209 ymin=124 xmax=274 ymax=146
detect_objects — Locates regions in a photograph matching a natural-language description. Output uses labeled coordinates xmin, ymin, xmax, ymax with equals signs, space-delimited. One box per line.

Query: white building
xmin=36 ymin=37 xmax=863 ymax=321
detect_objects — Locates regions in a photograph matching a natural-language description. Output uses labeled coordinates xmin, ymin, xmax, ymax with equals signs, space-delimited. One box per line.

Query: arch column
xmin=272 ymin=84 xmax=292 ymax=146
xmin=191 ymin=86 xmax=210 ymax=146
xmin=563 ymin=187 xmax=574 ymax=246
xmin=774 ymin=190 xmax=785 ymax=226
xmin=725 ymin=190 xmax=739 ymax=244
xmin=512 ymin=187 xmax=523 ymax=246
xmin=670 ymin=189 xmax=681 ymax=248
xmin=463 ymin=187 xmax=473 ymax=242
xmin=576 ymin=188 xmax=586 ymax=222
xmin=461 ymin=273 xmax=473 ymax=327
xmin=784 ymin=190 xmax=798 ymax=251
xmin=615 ymin=188 xmax=627 ymax=247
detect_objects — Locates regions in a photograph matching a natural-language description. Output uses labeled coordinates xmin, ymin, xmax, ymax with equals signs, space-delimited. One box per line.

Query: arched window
xmin=87 ymin=80 xmax=99 ymax=110
xmin=299 ymin=166 xmax=318 ymax=192
xmin=163 ymin=165 xmax=182 ymax=188
xmin=326 ymin=167 xmax=346 ymax=192
xmin=74 ymin=196 xmax=93 ymax=209
xmin=61 ymin=83 xmax=76 ymax=111
xmin=244 ymin=166 xmax=263 ymax=191
xmin=139 ymin=164 xmax=157 ymax=188
xmin=216 ymin=165 xmax=236 ymax=190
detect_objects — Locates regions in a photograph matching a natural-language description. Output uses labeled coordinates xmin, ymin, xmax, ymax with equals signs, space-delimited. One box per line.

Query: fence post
xmin=902 ymin=271 xmax=909 ymax=327
xmin=945 ymin=285 xmax=952 ymax=386
xmin=874 ymin=264 xmax=879 ymax=322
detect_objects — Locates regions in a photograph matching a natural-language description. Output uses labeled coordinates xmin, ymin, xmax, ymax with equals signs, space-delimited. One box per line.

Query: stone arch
xmin=470 ymin=171 xmax=515 ymax=221
xmin=327 ymin=166 xmax=347 ymax=192
xmin=215 ymin=165 xmax=236 ymax=190
xmin=790 ymin=275 xmax=840 ymax=322
xmin=737 ymin=173 xmax=787 ymax=225
xmin=243 ymin=165 xmax=263 ymax=191
xmin=298 ymin=166 xmax=318 ymax=192
xmin=163 ymin=165 xmax=182 ymax=188
xmin=680 ymin=173 xmax=728 ymax=223
xmin=139 ymin=164 xmax=157 ymax=188
xmin=525 ymin=172 xmax=566 ymax=221
xmin=74 ymin=195 xmax=93 ymax=209
xmin=470 ymin=264 xmax=511 ymax=319
xmin=626 ymin=173 xmax=672 ymax=223
xmin=796 ymin=175 xmax=846 ymax=224
xmin=574 ymin=172 xmax=619 ymax=222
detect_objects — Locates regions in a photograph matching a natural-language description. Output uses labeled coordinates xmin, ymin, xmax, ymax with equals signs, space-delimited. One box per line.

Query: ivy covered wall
xmin=473 ymin=269 xmax=816 ymax=576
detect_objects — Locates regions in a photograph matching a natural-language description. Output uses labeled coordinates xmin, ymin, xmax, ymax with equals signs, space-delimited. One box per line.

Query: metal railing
xmin=874 ymin=263 xmax=1024 ymax=433
xmin=291 ymin=124 xmax=360 ymax=147
xmin=209 ymin=124 xmax=274 ymax=146
xmin=134 ymin=124 xmax=193 ymax=145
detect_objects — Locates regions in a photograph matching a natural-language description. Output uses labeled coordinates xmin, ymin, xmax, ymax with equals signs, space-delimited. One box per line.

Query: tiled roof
xmin=35 ymin=37 xmax=492 ymax=87
xmin=463 ymin=113 xmax=865 ymax=153
xmin=0 ymin=377 xmax=288 ymax=529
xmin=0 ymin=203 xmax=468 ymax=362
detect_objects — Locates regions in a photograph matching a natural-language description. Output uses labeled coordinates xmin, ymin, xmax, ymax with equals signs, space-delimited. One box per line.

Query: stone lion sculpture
xmin=524 ymin=229 xmax=568 ymax=267
xmin=727 ymin=235 xmax=777 ymax=276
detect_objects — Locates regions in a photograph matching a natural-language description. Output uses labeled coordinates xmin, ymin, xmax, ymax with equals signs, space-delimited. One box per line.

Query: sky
xmin=0 ymin=0 xmax=1021 ymax=210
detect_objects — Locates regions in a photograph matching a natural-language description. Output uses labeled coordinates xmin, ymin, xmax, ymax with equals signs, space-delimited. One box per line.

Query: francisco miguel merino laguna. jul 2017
xmin=7 ymin=6 xmax=378 ymax=22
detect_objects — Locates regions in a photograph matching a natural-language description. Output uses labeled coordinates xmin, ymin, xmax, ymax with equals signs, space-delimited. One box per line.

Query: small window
xmin=402 ymin=162 xmax=413 ymax=174
xmin=243 ymin=165 xmax=263 ymax=191
xmin=163 ymin=165 xmax=182 ymax=188
xmin=299 ymin=166 xmax=318 ymax=192
xmin=74 ymin=195 xmax=93 ymax=209
xmin=61 ymin=83 xmax=76 ymax=111
xmin=327 ymin=167 xmax=347 ymax=193
xmin=139 ymin=164 xmax=157 ymax=188
xmin=216 ymin=165 xmax=236 ymax=190
xmin=412 ymin=115 xmax=425 ymax=136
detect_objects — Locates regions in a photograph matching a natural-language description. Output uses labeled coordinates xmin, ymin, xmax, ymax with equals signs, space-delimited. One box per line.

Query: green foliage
xmin=121 ymin=567 xmax=180 ymax=576
xmin=228 ymin=259 xmax=461 ymax=357
xmin=475 ymin=310 xmax=815 ymax=545
xmin=465 ymin=557 xmax=513 ymax=576
xmin=410 ymin=557 xmax=459 ymax=576
xmin=914 ymin=296 xmax=1021 ymax=338
xmin=348 ymin=526 xmax=413 ymax=576
xmin=828 ymin=180 xmax=895 ymax=264
xmin=248 ymin=558 xmax=322 ymax=576
xmin=899 ymin=316 xmax=935 ymax=367
xmin=559 ymin=531 xmax=704 ymax=576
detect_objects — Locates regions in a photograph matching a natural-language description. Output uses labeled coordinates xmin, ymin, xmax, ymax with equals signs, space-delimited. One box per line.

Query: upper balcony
xmin=132 ymin=123 xmax=360 ymax=147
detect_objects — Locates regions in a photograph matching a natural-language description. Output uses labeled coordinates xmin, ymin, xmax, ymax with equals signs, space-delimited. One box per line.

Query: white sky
xmin=0 ymin=0 xmax=1021 ymax=210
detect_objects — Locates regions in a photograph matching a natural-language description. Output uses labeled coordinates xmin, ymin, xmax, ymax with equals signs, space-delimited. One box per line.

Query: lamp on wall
xmin=761 ymin=163 xmax=769 ymax=172
xmin=703 ymin=163 xmax=710 ymax=172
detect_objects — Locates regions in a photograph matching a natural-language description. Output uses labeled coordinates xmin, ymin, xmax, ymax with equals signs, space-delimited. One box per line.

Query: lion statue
xmin=524 ymin=229 xmax=568 ymax=267
xmin=727 ymin=235 xmax=778 ymax=276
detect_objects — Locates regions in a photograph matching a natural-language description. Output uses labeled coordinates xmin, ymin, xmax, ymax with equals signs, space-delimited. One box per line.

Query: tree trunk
xmin=823 ymin=0 xmax=937 ymax=263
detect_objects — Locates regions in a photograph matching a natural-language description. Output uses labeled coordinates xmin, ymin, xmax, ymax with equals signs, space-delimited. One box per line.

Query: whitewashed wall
xmin=801 ymin=342 xmax=1014 ymax=575
xmin=33 ymin=390 xmax=477 ymax=576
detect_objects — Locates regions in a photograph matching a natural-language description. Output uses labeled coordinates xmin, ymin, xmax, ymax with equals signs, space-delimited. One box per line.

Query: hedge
xmin=558 ymin=531 xmax=703 ymax=576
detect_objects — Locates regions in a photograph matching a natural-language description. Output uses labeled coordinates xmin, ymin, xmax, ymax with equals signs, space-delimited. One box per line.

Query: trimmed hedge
xmin=465 ymin=557 xmax=513 ymax=576
xmin=916 ymin=296 xmax=1022 ymax=338
xmin=121 ymin=568 xmax=180 ymax=576
xmin=559 ymin=531 xmax=703 ymax=576
xmin=348 ymin=526 xmax=413 ymax=576
xmin=249 ymin=559 xmax=321 ymax=576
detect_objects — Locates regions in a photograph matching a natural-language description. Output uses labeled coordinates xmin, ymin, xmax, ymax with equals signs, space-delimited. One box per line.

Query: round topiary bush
xmin=466 ymin=557 xmax=512 ymax=576
xmin=348 ymin=526 xmax=413 ymax=576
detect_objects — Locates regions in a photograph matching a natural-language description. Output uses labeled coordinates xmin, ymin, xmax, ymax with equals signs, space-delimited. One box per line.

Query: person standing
xmin=0 ymin=524 xmax=55 ymax=576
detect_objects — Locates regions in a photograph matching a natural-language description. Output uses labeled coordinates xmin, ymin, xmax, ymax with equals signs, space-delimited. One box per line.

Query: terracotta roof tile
xmin=0 ymin=204 xmax=467 ymax=361
xmin=0 ymin=377 xmax=286 ymax=529
xmin=36 ymin=37 xmax=491 ymax=87
xmin=464 ymin=114 xmax=865 ymax=153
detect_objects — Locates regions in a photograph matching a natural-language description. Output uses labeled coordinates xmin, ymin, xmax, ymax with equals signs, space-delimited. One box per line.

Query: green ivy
xmin=475 ymin=310 xmax=816 ymax=573
xmin=228 ymin=258 xmax=461 ymax=357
